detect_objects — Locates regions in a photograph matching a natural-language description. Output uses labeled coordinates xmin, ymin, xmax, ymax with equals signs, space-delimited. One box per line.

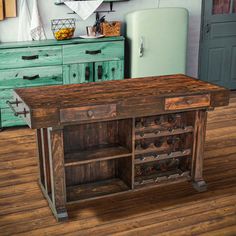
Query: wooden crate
xmin=101 ymin=21 xmax=121 ymax=37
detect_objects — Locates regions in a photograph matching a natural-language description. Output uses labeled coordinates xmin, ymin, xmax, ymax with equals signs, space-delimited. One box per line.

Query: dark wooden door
xmin=199 ymin=0 xmax=236 ymax=89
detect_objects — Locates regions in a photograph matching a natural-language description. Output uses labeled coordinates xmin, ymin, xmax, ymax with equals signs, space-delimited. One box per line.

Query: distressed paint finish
xmin=0 ymin=37 xmax=124 ymax=129
xmin=63 ymin=63 xmax=94 ymax=84
xmin=0 ymin=46 xmax=62 ymax=69
xmin=0 ymin=89 xmax=13 ymax=108
xmin=0 ymin=108 xmax=26 ymax=127
xmin=94 ymin=60 xmax=124 ymax=81
xmin=0 ymin=66 xmax=63 ymax=89
xmin=63 ymin=41 xmax=124 ymax=64
xmin=0 ymin=36 xmax=125 ymax=49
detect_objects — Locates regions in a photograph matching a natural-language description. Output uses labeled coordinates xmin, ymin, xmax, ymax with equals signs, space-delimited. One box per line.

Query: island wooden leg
xmin=192 ymin=110 xmax=208 ymax=192
xmin=48 ymin=127 xmax=68 ymax=221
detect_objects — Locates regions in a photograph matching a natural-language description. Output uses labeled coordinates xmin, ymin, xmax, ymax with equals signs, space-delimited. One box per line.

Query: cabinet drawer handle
xmin=23 ymin=75 xmax=40 ymax=80
xmin=97 ymin=65 xmax=103 ymax=80
xmin=21 ymin=55 xmax=39 ymax=60
xmin=85 ymin=66 xmax=90 ymax=81
xmin=85 ymin=50 xmax=101 ymax=55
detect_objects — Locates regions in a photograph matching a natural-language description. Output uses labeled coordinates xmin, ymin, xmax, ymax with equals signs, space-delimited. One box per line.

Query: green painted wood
xmin=63 ymin=41 xmax=124 ymax=64
xmin=63 ymin=63 xmax=94 ymax=84
xmin=0 ymin=46 xmax=62 ymax=69
xmin=0 ymin=66 xmax=63 ymax=89
xmin=1 ymin=108 xmax=26 ymax=127
xmin=0 ymin=37 xmax=125 ymax=128
xmin=0 ymin=37 xmax=125 ymax=50
xmin=94 ymin=60 xmax=124 ymax=82
xmin=0 ymin=89 xmax=12 ymax=108
xmin=199 ymin=0 xmax=236 ymax=89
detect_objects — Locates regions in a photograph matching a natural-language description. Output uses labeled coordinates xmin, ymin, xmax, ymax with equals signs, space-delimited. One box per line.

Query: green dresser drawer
xmin=0 ymin=89 xmax=12 ymax=108
xmin=1 ymin=108 xmax=26 ymax=128
xmin=0 ymin=46 xmax=62 ymax=69
xmin=0 ymin=66 xmax=63 ymax=89
xmin=63 ymin=41 xmax=124 ymax=64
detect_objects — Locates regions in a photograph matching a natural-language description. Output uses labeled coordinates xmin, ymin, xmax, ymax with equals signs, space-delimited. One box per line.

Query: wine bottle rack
xmin=134 ymin=112 xmax=194 ymax=188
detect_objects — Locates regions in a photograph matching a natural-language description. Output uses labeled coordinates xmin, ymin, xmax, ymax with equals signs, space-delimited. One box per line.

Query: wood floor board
xmin=0 ymin=92 xmax=236 ymax=235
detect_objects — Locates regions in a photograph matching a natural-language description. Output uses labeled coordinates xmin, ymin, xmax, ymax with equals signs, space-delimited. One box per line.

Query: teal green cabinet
xmin=0 ymin=36 xmax=125 ymax=129
xmin=63 ymin=63 xmax=94 ymax=84
xmin=94 ymin=60 xmax=124 ymax=81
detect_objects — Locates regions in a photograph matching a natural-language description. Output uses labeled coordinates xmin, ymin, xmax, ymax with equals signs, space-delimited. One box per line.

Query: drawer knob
xmin=186 ymin=99 xmax=193 ymax=105
xmin=87 ymin=110 xmax=94 ymax=117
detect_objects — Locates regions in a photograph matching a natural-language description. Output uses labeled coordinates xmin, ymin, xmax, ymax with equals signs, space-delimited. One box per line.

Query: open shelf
xmin=64 ymin=119 xmax=132 ymax=166
xmin=66 ymin=178 xmax=129 ymax=202
xmin=65 ymin=143 xmax=131 ymax=166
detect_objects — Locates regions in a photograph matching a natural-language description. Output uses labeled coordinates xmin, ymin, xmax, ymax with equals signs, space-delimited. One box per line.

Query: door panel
xmin=199 ymin=0 xmax=236 ymax=89
xmin=210 ymin=21 xmax=236 ymax=38
xmin=207 ymin=47 xmax=226 ymax=83
xmin=94 ymin=60 xmax=124 ymax=82
xmin=229 ymin=46 xmax=236 ymax=87
xmin=63 ymin=63 xmax=93 ymax=84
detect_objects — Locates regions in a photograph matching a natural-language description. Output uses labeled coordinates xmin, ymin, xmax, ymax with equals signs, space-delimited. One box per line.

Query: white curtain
xmin=17 ymin=0 xmax=31 ymax=41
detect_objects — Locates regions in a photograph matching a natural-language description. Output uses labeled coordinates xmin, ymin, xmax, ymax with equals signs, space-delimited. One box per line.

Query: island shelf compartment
xmin=65 ymin=156 xmax=132 ymax=202
xmin=63 ymin=119 xmax=133 ymax=166
xmin=134 ymin=155 xmax=192 ymax=188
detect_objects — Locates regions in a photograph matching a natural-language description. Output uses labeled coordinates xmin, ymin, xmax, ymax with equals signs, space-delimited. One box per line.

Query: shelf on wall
xmin=55 ymin=0 xmax=129 ymax=6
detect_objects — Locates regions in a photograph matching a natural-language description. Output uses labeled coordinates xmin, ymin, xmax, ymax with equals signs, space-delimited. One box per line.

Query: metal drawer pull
xmin=6 ymin=100 xmax=29 ymax=117
xmin=21 ymin=55 xmax=39 ymax=60
xmin=85 ymin=50 xmax=101 ymax=55
xmin=23 ymin=75 xmax=40 ymax=80
xmin=87 ymin=110 xmax=94 ymax=117
xmin=85 ymin=66 xmax=90 ymax=81
xmin=186 ymin=99 xmax=193 ymax=105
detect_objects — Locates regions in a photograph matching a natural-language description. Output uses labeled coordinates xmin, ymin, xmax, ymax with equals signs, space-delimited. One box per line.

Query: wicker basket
xmin=101 ymin=21 xmax=121 ymax=37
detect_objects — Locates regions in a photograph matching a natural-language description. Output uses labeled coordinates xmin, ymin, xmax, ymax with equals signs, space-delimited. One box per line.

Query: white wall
xmin=0 ymin=0 xmax=202 ymax=77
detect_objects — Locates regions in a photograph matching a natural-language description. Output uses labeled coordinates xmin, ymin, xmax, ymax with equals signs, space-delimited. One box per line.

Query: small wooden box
xmin=101 ymin=21 xmax=121 ymax=37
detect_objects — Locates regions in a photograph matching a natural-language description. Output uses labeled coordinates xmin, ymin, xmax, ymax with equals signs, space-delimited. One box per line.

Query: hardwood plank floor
xmin=0 ymin=92 xmax=236 ymax=236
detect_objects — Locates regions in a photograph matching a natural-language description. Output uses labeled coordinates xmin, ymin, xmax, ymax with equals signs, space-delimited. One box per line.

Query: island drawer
xmin=0 ymin=66 xmax=63 ymax=89
xmin=165 ymin=94 xmax=210 ymax=111
xmin=0 ymin=46 xmax=62 ymax=69
xmin=60 ymin=104 xmax=117 ymax=124
xmin=63 ymin=41 xmax=124 ymax=64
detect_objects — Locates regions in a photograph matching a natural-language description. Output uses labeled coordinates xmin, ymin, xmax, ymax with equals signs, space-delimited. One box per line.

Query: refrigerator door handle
xmin=139 ymin=37 xmax=144 ymax=57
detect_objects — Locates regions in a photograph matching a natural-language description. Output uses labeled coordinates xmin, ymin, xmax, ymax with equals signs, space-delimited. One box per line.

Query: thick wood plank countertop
xmin=13 ymin=74 xmax=230 ymax=128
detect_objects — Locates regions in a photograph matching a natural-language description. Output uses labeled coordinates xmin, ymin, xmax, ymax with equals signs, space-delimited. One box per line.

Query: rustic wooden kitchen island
xmin=9 ymin=74 xmax=230 ymax=221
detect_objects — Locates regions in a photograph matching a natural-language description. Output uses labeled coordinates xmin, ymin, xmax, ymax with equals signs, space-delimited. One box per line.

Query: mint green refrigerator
xmin=126 ymin=8 xmax=188 ymax=78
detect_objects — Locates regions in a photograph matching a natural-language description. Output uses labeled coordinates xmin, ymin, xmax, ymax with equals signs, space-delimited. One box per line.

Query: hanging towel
xmin=30 ymin=0 xmax=46 ymax=40
xmin=65 ymin=0 xmax=103 ymax=20
xmin=17 ymin=0 xmax=31 ymax=41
